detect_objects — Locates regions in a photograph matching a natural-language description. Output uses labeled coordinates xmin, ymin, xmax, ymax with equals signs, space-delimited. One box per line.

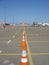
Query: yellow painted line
xmin=25 ymin=32 xmax=34 ymax=65
xmin=0 ymin=53 xmax=49 ymax=56
xmin=28 ymin=41 xmax=49 ymax=42
xmin=0 ymin=53 xmax=21 ymax=56
xmin=31 ymin=53 xmax=49 ymax=55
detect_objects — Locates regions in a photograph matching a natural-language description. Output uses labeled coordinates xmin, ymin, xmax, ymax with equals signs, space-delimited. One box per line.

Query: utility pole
xmin=4 ymin=6 xmax=6 ymax=24
xmin=4 ymin=6 xmax=6 ymax=29
xmin=13 ymin=16 xmax=14 ymax=24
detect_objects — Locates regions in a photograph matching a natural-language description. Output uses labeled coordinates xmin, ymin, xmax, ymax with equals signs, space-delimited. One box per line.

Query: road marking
xmin=31 ymin=53 xmax=49 ymax=55
xmin=7 ymin=31 xmax=20 ymax=43
xmin=25 ymin=32 xmax=34 ymax=65
xmin=0 ymin=53 xmax=21 ymax=56
xmin=9 ymin=63 xmax=15 ymax=65
xmin=0 ymin=50 xmax=2 ymax=53
xmin=12 ymin=35 xmax=15 ymax=38
xmin=28 ymin=41 xmax=49 ymax=42
xmin=2 ymin=60 xmax=10 ymax=64
xmin=15 ymin=31 xmax=19 ymax=35
xmin=7 ymin=40 xmax=11 ymax=44
xmin=0 ymin=53 xmax=49 ymax=56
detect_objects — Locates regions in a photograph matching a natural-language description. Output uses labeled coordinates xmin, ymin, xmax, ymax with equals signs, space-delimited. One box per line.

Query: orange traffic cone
xmin=21 ymin=31 xmax=26 ymax=47
xmin=20 ymin=47 xmax=28 ymax=65
xmin=22 ymin=30 xmax=25 ymax=36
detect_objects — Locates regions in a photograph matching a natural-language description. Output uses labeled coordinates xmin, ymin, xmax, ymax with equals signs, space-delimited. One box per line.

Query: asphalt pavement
xmin=0 ymin=26 xmax=49 ymax=65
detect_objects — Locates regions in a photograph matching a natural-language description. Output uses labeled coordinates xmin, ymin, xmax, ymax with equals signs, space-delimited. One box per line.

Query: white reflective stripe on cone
xmin=22 ymin=50 xmax=27 ymax=56
xmin=21 ymin=58 xmax=28 ymax=62
xmin=22 ymin=39 xmax=25 ymax=41
xmin=23 ymin=32 xmax=25 ymax=35
xmin=23 ymin=36 xmax=25 ymax=39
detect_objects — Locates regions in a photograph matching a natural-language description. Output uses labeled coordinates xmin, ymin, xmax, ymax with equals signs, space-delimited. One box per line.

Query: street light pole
xmin=4 ymin=6 xmax=6 ymax=24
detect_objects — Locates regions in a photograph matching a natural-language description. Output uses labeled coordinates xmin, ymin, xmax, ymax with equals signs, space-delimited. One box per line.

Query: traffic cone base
xmin=20 ymin=62 xmax=28 ymax=65
xmin=20 ymin=57 xmax=28 ymax=65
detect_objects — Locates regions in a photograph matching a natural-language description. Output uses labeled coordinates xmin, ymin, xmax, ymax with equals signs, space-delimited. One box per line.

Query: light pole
xmin=4 ymin=6 xmax=6 ymax=24
xmin=4 ymin=6 xmax=6 ymax=29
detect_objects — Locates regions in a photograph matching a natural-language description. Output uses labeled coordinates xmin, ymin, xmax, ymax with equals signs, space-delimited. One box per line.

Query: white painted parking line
xmin=15 ymin=31 xmax=19 ymax=35
xmin=12 ymin=35 xmax=15 ymax=38
xmin=9 ymin=63 xmax=15 ymax=65
xmin=2 ymin=60 xmax=10 ymax=64
xmin=7 ymin=40 xmax=11 ymax=44
xmin=0 ymin=50 xmax=2 ymax=53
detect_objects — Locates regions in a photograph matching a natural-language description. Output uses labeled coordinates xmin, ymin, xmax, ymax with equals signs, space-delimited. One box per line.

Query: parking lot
xmin=0 ymin=26 xmax=49 ymax=65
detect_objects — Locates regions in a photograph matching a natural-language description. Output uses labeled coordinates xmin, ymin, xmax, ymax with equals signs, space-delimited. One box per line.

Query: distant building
xmin=0 ymin=22 xmax=4 ymax=27
xmin=31 ymin=22 xmax=49 ymax=27
xmin=32 ymin=22 xmax=38 ymax=26
xmin=19 ymin=22 xmax=29 ymax=26
xmin=42 ymin=23 xmax=49 ymax=26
